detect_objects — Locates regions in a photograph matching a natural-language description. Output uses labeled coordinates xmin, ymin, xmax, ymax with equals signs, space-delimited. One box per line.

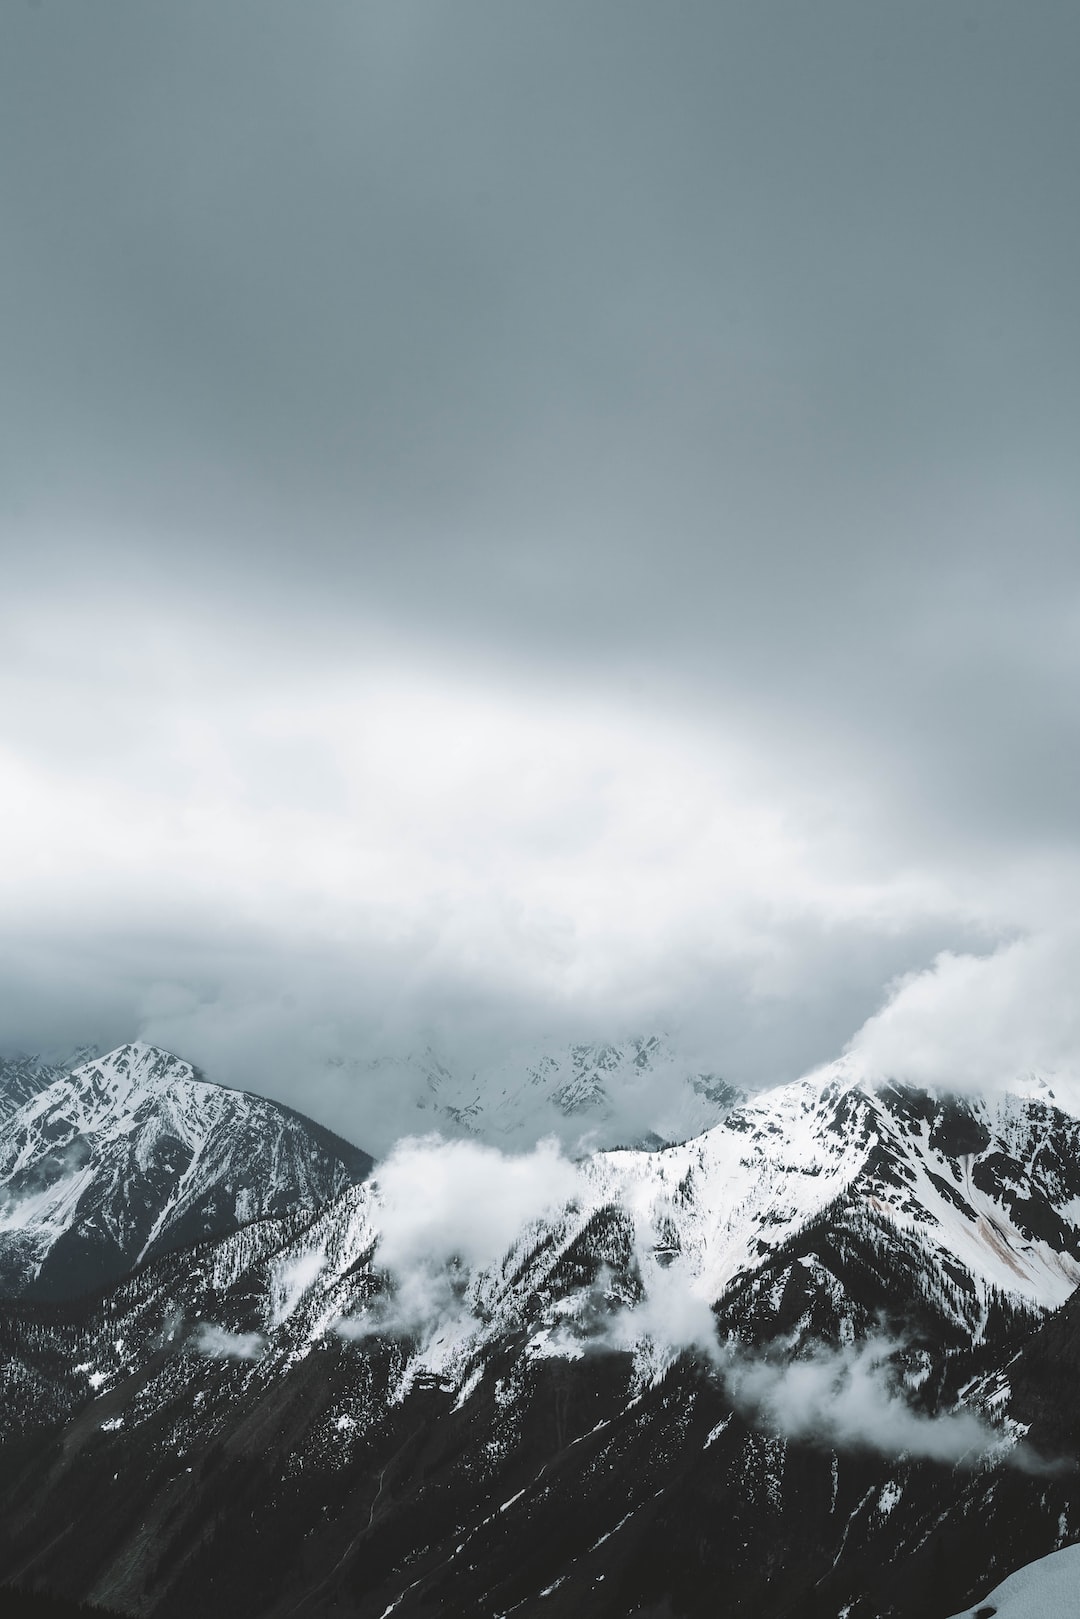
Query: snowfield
xmin=947 ymin=1543 xmax=1080 ymax=1618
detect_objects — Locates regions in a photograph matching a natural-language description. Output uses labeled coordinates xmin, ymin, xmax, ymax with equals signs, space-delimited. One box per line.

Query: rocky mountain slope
xmin=2 ymin=1063 xmax=1080 ymax=1615
xmin=0 ymin=1057 xmax=72 ymax=1124
xmin=0 ymin=1042 xmax=373 ymax=1301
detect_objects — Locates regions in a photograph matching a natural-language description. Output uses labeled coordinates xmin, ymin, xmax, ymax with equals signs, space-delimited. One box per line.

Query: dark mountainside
xmin=2 ymin=1056 xmax=1080 ymax=1616
xmin=0 ymin=1589 xmax=121 ymax=1619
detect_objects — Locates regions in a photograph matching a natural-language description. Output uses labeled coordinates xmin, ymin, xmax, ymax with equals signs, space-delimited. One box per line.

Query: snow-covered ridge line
xmin=6 ymin=1036 xmax=1080 ymax=1406
xmin=4 ymin=1059 xmax=1080 ymax=1619
xmin=58 ymin=1061 xmax=1080 ymax=1419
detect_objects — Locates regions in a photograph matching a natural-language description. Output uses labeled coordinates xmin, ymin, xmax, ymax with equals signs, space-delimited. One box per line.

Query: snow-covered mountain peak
xmin=0 ymin=1041 xmax=372 ymax=1300
xmin=58 ymin=1041 xmax=202 ymax=1123
xmin=1001 ymin=1069 xmax=1059 ymax=1105
xmin=564 ymin=1063 xmax=1080 ymax=1334
xmin=75 ymin=1040 xmax=199 ymax=1091
xmin=10 ymin=1041 xmax=240 ymax=1153
xmin=777 ymin=1055 xmax=1069 ymax=1142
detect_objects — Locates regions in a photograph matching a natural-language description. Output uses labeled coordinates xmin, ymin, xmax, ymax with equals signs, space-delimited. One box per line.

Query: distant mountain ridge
xmin=0 ymin=1041 xmax=373 ymax=1300
xmin=0 ymin=1055 xmax=74 ymax=1123
xmin=338 ymin=1031 xmax=745 ymax=1149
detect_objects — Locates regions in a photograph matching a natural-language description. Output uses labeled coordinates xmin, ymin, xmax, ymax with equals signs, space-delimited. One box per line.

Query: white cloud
xmin=191 ymin=1322 xmax=266 ymax=1361
xmin=270 ymin=1250 xmax=325 ymax=1326
xmin=336 ymin=1135 xmax=583 ymax=1343
xmin=723 ymin=1337 xmax=999 ymax=1465
xmin=336 ymin=1268 xmax=472 ymax=1343
xmin=373 ymin=1135 xmax=583 ymax=1275
xmin=846 ymin=928 xmax=1080 ymax=1107
xmin=606 ymin=1260 xmax=722 ymax=1363
xmin=0 ymin=657 xmax=931 ymax=995
xmin=0 ymin=643 xmax=988 ymax=1146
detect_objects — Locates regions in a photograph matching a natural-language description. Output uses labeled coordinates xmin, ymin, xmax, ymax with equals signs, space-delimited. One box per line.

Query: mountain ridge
xmin=330 ymin=1031 xmax=746 ymax=1151
xmin=2 ymin=1056 xmax=1080 ymax=1614
xmin=0 ymin=1041 xmax=373 ymax=1301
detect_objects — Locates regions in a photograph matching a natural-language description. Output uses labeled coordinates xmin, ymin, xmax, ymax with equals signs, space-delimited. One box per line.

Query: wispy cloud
xmin=721 ymin=1336 xmax=1054 ymax=1471
xmin=191 ymin=1323 xmax=266 ymax=1361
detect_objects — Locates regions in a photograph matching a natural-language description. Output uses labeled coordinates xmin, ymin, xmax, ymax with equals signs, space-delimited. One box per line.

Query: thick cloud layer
xmin=3 ymin=3 xmax=1080 ymax=1138
xmin=848 ymin=930 xmax=1080 ymax=1097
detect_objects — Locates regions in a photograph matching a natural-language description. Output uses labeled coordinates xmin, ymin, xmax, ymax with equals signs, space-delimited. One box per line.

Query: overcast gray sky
xmin=2 ymin=2 xmax=1080 ymax=1145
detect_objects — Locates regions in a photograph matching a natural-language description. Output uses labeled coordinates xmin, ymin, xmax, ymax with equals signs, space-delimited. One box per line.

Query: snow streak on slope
xmin=0 ymin=1042 xmax=372 ymax=1300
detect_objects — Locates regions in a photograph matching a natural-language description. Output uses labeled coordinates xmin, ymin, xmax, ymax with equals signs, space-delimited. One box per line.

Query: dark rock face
xmin=0 ymin=1587 xmax=120 ymax=1619
xmin=929 ymin=1099 xmax=992 ymax=1160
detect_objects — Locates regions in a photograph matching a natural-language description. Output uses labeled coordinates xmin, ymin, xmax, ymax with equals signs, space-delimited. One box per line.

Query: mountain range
xmin=329 ymin=1031 xmax=745 ymax=1149
xmin=2 ymin=1042 xmax=1080 ymax=1615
